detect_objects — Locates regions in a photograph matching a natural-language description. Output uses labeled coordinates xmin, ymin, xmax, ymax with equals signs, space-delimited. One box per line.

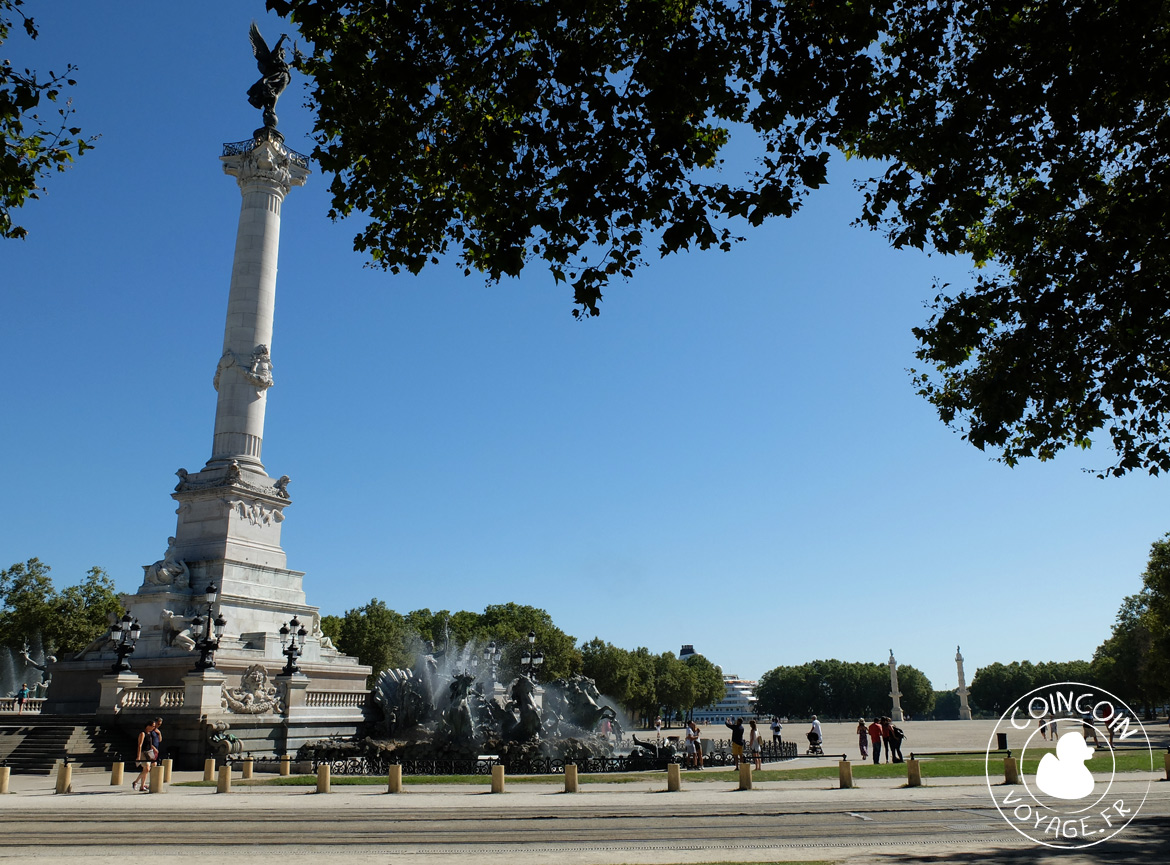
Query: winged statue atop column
xmin=246 ymin=22 xmax=297 ymax=129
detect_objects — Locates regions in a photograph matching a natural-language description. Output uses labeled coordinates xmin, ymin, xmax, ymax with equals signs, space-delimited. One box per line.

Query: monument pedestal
xmin=43 ymin=128 xmax=371 ymax=768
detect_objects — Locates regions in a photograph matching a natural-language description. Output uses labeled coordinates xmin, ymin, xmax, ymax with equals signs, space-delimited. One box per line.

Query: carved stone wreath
xmin=213 ymin=345 xmax=275 ymax=393
xmin=221 ymin=664 xmax=286 ymax=715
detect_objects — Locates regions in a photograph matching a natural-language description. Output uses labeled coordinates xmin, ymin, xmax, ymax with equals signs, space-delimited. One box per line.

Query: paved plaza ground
xmin=664 ymin=717 xmax=1170 ymax=759
xmin=1 ymin=720 xmax=1167 ymax=865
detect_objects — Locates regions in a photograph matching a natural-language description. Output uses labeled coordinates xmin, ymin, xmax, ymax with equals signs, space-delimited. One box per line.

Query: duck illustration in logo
xmin=1036 ymin=731 xmax=1096 ymax=799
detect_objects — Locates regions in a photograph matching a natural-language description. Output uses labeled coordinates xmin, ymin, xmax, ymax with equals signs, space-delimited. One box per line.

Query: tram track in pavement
xmin=0 ymin=799 xmax=1024 ymax=848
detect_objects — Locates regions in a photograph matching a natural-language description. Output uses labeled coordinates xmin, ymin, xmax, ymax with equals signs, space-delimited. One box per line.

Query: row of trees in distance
xmin=6 ymin=528 xmax=1169 ymax=721
xmin=967 ymin=534 xmax=1170 ymax=718
xmin=754 ymin=659 xmax=935 ymax=721
xmin=319 ymin=600 xmax=724 ymax=725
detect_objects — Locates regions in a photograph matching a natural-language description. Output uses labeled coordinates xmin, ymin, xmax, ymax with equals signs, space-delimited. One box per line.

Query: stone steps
xmin=0 ymin=715 xmax=126 ymax=775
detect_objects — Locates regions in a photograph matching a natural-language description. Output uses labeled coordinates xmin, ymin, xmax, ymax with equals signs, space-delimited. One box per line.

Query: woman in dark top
xmin=133 ymin=719 xmax=160 ymax=792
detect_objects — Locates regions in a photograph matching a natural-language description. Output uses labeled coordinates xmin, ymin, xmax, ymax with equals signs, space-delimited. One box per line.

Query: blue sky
xmin=3 ymin=2 xmax=1164 ymax=691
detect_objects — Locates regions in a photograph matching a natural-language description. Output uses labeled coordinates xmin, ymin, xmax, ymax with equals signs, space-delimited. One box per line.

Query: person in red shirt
xmin=867 ymin=718 xmax=883 ymax=765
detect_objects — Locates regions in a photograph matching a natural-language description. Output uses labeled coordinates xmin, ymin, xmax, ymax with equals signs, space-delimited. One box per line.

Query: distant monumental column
xmin=956 ymin=645 xmax=973 ymax=720
xmin=888 ymin=649 xmax=904 ymax=722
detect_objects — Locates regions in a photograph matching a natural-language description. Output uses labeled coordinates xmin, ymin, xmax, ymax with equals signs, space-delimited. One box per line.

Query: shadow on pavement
xmin=874 ymin=816 xmax=1170 ymax=863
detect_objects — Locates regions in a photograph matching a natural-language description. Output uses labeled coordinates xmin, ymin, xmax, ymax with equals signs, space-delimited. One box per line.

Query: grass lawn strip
xmin=176 ymin=750 xmax=1154 ymax=787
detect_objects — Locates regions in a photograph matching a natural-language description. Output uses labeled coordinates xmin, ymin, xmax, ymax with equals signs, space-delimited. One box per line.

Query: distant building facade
xmin=679 ymin=645 xmax=760 ymax=724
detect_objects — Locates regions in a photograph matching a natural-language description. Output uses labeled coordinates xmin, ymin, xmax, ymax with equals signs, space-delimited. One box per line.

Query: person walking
xmin=133 ymin=719 xmax=160 ymax=792
xmin=890 ymin=722 xmax=906 ymax=763
xmin=748 ymin=720 xmax=763 ymax=770
xmin=654 ymin=716 xmax=663 ymax=742
xmin=856 ymin=718 xmax=869 ymax=761
xmin=770 ymin=716 xmax=783 ymax=745
xmin=150 ymin=717 xmax=164 ymax=763
xmin=686 ymin=721 xmax=703 ymax=769
xmin=867 ymin=717 xmax=883 ymax=765
xmin=880 ymin=717 xmax=895 ymax=763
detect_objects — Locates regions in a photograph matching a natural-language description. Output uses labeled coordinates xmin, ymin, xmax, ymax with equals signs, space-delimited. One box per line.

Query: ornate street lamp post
xmin=279 ymin=616 xmax=307 ymax=675
xmin=191 ymin=583 xmax=227 ymax=672
xmin=519 ymin=630 xmax=544 ymax=679
xmin=109 ymin=613 xmax=142 ymax=673
xmin=482 ymin=640 xmax=503 ymax=685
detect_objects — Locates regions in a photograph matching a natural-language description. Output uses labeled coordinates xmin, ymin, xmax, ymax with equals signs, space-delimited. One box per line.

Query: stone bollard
xmin=738 ymin=762 xmax=753 ymax=790
xmin=149 ymin=764 xmax=165 ymax=794
xmin=387 ymin=764 xmax=403 ymax=794
xmin=280 ymin=755 xmax=291 ymax=777
xmin=564 ymin=764 xmax=579 ymax=793
xmin=666 ymin=763 xmax=681 ymax=792
xmin=217 ymin=765 xmax=232 ymax=794
xmin=242 ymin=757 xmax=253 ymax=780
xmin=203 ymin=757 xmax=216 ymax=782
xmin=316 ymin=763 xmax=331 ymax=794
xmin=111 ymin=762 xmax=124 ymax=786
xmin=0 ymin=766 xmax=10 ymax=794
xmin=163 ymin=758 xmax=173 ymax=783
xmin=907 ymin=759 xmax=922 ymax=787
xmin=490 ymin=764 xmax=506 ymax=794
xmin=1004 ymin=757 xmax=1020 ymax=785
xmin=838 ymin=760 xmax=853 ymax=790
xmin=55 ymin=761 xmax=73 ymax=794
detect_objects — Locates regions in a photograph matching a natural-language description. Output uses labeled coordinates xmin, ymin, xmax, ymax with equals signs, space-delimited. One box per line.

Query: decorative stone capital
xmin=221 ymin=137 xmax=309 ymax=196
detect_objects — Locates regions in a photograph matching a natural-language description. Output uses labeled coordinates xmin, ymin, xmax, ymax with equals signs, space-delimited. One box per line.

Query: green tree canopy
xmin=267 ymin=0 xmax=862 ymax=316
xmin=853 ymin=0 xmax=1170 ymax=477
xmin=1 ymin=0 xmax=94 ymax=239
xmin=1091 ymin=532 xmax=1170 ymax=715
xmin=328 ymin=600 xmax=582 ymax=685
xmin=266 ymin=0 xmax=1170 ymax=474
xmin=331 ymin=599 xmax=413 ymax=685
xmin=931 ymin=690 xmax=961 ymax=721
xmin=0 ymin=558 xmax=122 ymax=657
xmin=896 ymin=664 xmax=936 ymax=719
xmin=755 ymin=659 xmax=928 ymax=720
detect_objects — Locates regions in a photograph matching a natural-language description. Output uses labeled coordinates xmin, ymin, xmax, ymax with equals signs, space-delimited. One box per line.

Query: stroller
xmin=806 ymin=729 xmax=824 ymax=756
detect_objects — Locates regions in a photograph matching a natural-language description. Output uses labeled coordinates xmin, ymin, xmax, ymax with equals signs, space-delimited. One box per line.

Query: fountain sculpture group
xmin=298 ymin=634 xmax=645 ymax=769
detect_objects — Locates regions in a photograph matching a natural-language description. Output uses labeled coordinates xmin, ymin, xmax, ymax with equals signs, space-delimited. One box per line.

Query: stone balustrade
xmin=0 ymin=697 xmax=44 ymax=714
xmin=117 ymin=687 xmax=186 ymax=712
xmin=304 ymin=691 xmax=368 ymax=709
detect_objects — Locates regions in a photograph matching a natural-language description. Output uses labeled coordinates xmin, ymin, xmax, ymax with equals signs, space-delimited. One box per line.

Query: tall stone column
xmin=119 ymin=130 xmax=315 ymax=647
xmin=888 ymin=649 xmax=904 ymax=722
xmin=207 ymin=129 xmax=310 ymax=472
xmin=956 ymin=645 xmax=973 ymax=720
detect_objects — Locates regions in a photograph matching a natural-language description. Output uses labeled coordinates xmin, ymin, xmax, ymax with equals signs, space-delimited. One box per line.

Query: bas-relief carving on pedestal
xmin=213 ymin=344 xmax=274 ymax=394
xmin=143 ymin=537 xmax=191 ymax=590
xmin=221 ymin=664 xmax=286 ymax=714
xmin=223 ymin=497 xmax=285 ymax=526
